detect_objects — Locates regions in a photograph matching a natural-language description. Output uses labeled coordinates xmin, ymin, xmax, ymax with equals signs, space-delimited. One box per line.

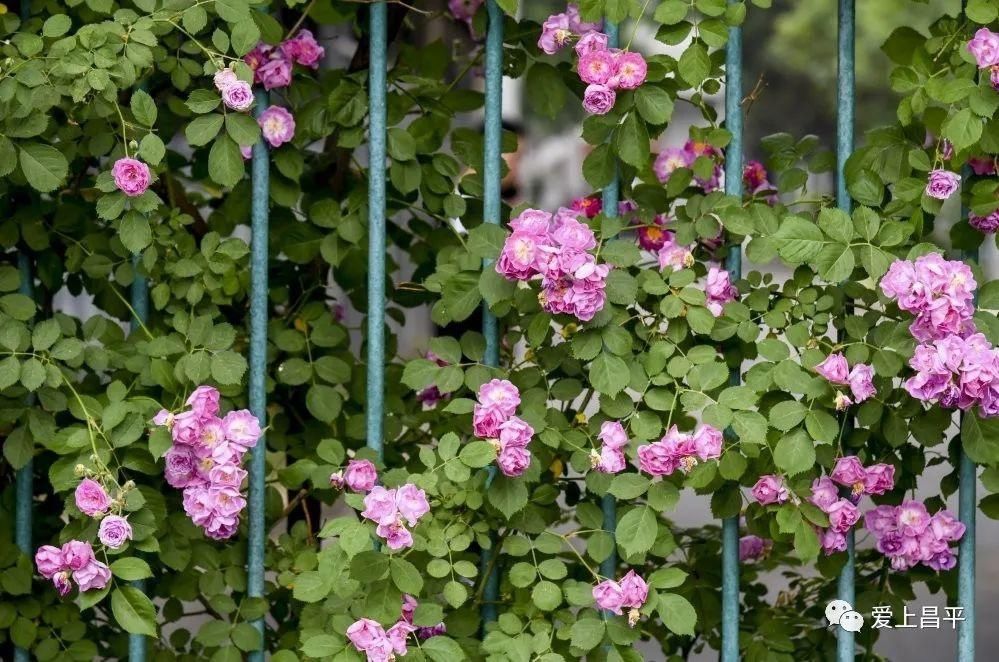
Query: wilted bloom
xmin=112 ymin=158 xmax=151 ymax=197
xmin=751 ymin=475 xmax=788 ymax=505
xmin=214 ymin=68 xmax=238 ymax=90
xmin=848 ymin=364 xmax=876 ymax=403
xmin=73 ymin=559 xmax=111 ymax=592
xmin=815 ymin=353 xmax=849 ymax=384
xmin=538 ymin=13 xmax=573 ymax=54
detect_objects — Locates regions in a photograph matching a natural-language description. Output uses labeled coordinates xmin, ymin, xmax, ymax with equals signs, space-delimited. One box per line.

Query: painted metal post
xmin=13 ymin=253 xmax=33 ymax=662
xmin=366 ymin=2 xmax=388 ymax=464
xmin=835 ymin=1 xmax=856 ymax=661
xmin=957 ymin=439 xmax=976 ymax=660
xmin=479 ymin=0 xmax=503 ymax=626
xmin=721 ymin=3 xmax=743 ymax=658
xmin=599 ymin=19 xmax=620 ymax=589
xmin=129 ymin=256 xmax=149 ymax=659
xmin=246 ymin=85 xmax=271 ymax=662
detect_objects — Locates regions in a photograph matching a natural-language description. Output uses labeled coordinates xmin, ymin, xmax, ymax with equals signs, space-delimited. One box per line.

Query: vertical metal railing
xmin=13 ymin=3 xmax=33 ymax=660
xmin=246 ymin=73 xmax=271 ymax=662
xmin=720 ymin=2 xmax=743 ymax=659
xmin=835 ymin=1 xmax=856 ymax=660
xmin=366 ymin=2 xmax=387 ymax=467
xmin=479 ymin=0 xmax=503 ymax=626
xmin=598 ymin=19 xmax=620 ymax=591
xmin=129 ymin=253 xmax=149 ymax=659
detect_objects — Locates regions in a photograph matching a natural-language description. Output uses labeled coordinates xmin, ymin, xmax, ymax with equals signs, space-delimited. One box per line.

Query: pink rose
xmin=618 ymin=570 xmax=648 ymax=609
xmin=610 ymin=51 xmax=647 ymax=89
xmin=221 ymin=80 xmax=254 ymax=111
xmin=497 ymin=445 xmax=531 ymax=477
xmin=498 ymin=416 xmax=534 ymax=449
xmin=473 ymin=404 xmax=507 ymax=438
xmin=826 ymin=499 xmax=861 ymax=533
xmin=968 ymin=28 xmax=999 ymax=68
xmin=538 ymin=13 xmax=572 ymax=54
xmin=848 ymin=363 xmax=875 ymax=403
xmin=809 ymin=476 xmax=839 ymax=512
xmin=256 ymin=56 xmax=292 ymax=90
xmin=592 ymin=578 xmax=625 ymax=614
xmin=395 ymin=483 xmax=430 ymax=526
xmin=164 ymin=445 xmax=201 ymax=488
xmin=73 ymin=559 xmax=111 ymax=592
xmin=75 ymin=479 xmax=112 ymax=517
xmin=925 ymin=169 xmax=960 ymax=200
xmin=344 ymin=459 xmax=378 ymax=492
xmin=97 ymin=515 xmax=133 ymax=549
xmin=578 ymin=49 xmax=615 ymax=85
xmin=692 ymin=424 xmax=722 ymax=460
xmin=863 ymin=463 xmax=895 ymax=495
xmin=377 ymin=521 xmax=415 ymax=550
xmin=551 ymin=216 xmax=597 ymax=251
xmin=187 ymin=385 xmax=220 ymax=418
xmin=281 ymin=29 xmax=325 ymax=68
xmin=509 ymin=209 xmax=552 ymax=235
xmin=347 ymin=618 xmax=387 ymax=651
xmin=582 ymin=83 xmax=616 ymax=115
xmin=815 ymin=353 xmax=849 ymax=384
xmin=111 ymin=157 xmax=151 ymax=197
xmin=820 ymin=528 xmax=847 ymax=554
xmin=598 ymin=421 xmax=628 ymax=450
xmin=750 ymin=475 xmax=788 ymax=505
xmin=221 ymin=409 xmax=261 ymax=452
xmin=52 ymin=571 xmax=73 ymax=597
xmin=705 ymin=267 xmax=737 ymax=316
xmin=593 ymin=447 xmax=626 ymax=473
xmin=830 ymin=456 xmax=866 ymax=490
xmin=497 ymin=232 xmax=544 ymax=281
xmin=575 ymin=31 xmax=609 ymax=56
xmin=386 ymin=620 xmax=415 ymax=655
xmin=35 ymin=545 xmax=65 ymax=578
xmin=258 ymin=105 xmax=295 ymax=148
xmin=361 ymin=486 xmax=398 ymax=526
xmin=213 ymin=68 xmax=238 ymax=91
xmin=476 ymin=379 xmax=521 ymax=417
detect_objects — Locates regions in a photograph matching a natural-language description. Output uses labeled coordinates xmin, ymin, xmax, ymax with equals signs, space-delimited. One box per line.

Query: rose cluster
xmin=212 ymin=67 xmax=254 ymax=112
xmin=496 ymin=207 xmax=611 ymax=322
xmin=539 ymin=4 xmax=647 ymax=115
xmin=865 ymin=502 xmax=965 ymax=571
xmin=360 ymin=484 xmax=430 ymax=550
xmin=329 ymin=458 xmax=378 ymax=493
xmin=245 ymin=29 xmax=324 ymax=90
xmin=880 ymin=254 xmax=999 ymax=417
xmin=809 ymin=456 xmax=895 ymax=555
xmin=472 ymin=379 xmax=534 ymax=477
xmin=637 ymin=423 xmax=723 ymax=476
xmin=592 ymin=570 xmax=649 ymax=627
xmin=212 ymin=67 xmax=295 ymax=148
xmin=590 ymin=420 xmax=628 ymax=474
xmin=155 ymin=386 xmax=261 ymax=540
xmin=814 ymin=353 xmax=876 ymax=410
xmin=967 ymin=28 xmax=999 ymax=92
xmin=346 ymin=594 xmax=445 ymax=661
xmin=35 ymin=540 xmax=111 ymax=596
xmin=654 ymin=140 xmax=723 ymax=193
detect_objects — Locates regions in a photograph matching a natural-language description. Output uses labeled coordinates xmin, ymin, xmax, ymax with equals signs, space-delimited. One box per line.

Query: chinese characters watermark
xmin=826 ymin=601 xmax=966 ymax=632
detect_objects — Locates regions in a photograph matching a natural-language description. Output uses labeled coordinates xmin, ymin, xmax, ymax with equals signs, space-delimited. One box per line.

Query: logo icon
xmin=826 ymin=600 xmax=864 ymax=632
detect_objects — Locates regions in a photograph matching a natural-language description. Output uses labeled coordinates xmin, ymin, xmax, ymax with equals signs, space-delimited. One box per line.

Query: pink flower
xmin=705 ymin=267 xmax=737 ymax=316
xmin=657 ymin=243 xmax=694 ymax=272
xmin=830 ymin=456 xmax=867 ymax=491
xmin=497 ymin=232 xmax=544 ymax=280
xmin=52 ymin=571 xmax=72 ymax=597
xmin=258 ymin=106 xmax=295 ymax=148
xmin=244 ymin=43 xmax=274 ymax=71
xmin=743 ymin=160 xmax=769 ymax=190
xmin=538 ymin=13 xmax=573 ymax=54
xmin=751 ymin=475 xmax=788 ymax=505
xmin=930 ymin=510 xmax=965 ymax=542
xmin=61 ymin=540 xmax=95 ymax=571
xmin=256 ymin=56 xmax=292 ymax=90
xmin=344 ymin=459 xmax=378 ymax=492
xmin=826 ymin=499 xmax=860 ymax=533
xmin=476 ymin=379 xmax=521 ymax=418
xmin=329 ymin=471 xmax=345 ymax=489
xmin=653 ymin=147 xmax=691 ymax=183
xmin=281 ymin=29 xmax=325 ymax=68
xmin=592 ymin=447 xmax=626 ymax=473
xmin=809 ymin=476 xmax=839 ymax=512
xmin=152 ymin=409 xmax=174 ymax=427
xmin=221 ymin=409 xmax=261 ymax=452
xmin=582 ymin=83 xmax=616 ymax=115
xmin=570 ymin=194 xmax=602 ymax=218
xmin=592 ymin=578 xmax=625 ymax=614
xmin=497 ymin=445 xmax=532 ymax=477
xmin=610 ymin=51 xmax=647 ymax=89
xmin=815 ymin=353 xmax=849 ymax=384
xmin=449 ymin=0 xmax=483 ymax=24
xmin=164 ymin=445 xmax=201 ymax=488
xmin=575 ymin=31 xmax=608 ymax=56
xmin=377 ymin=520 xmax=415 ymax=550
xmin=618 ymin=570 xmax=648 ymax=608
xmin=863 ymin=463 xmax=895 ymax=495
xmin=187 ymin=385 xmax=220 ymax=418
xmin=739 ymin=535 xmax=771 ymax=561
xmin=820 ymin=528 xmax=847 ymax=555
xmin=865 ymin=505 xmax=899 ymax=538
xmin=395 ymin=484 xmax=430 ymax=526
xmin=551 ymin=216 xmax=597 ymax=250
xmin=897 ymin=500 xmax=931 ymax=536
xmin=361 ymin=486 xmax=399 ymax=526
xmin=386 ymin=621 xmax=415 ymax=656
xmin=925 ymin=169 xmax=960 ymax=200
xmin=347 ymin=618 xmax=388 ymax=652
xmin=208 ymin=463 xmax=246 ymax=489
xmin=73 ymin=559 xmax=111 ymax=592
xmin=848 ymin=364 xmax=875 ymax=403
xmin=578 ymin=49 xmax=615 ymax=85
xmin=510 ymin=208 xmax=553 ymax=235
xmin=498 ymin=416 xmax=534 ymax=449
xmin=213 ymin=68 xmax=238 ymax=91
xmin=970 ymin=156 xmax=997 ymax=175
xmin=967 ymin=28 xmax=999 ymax=68
xmin=598 ymin=421 xmax=628 ymax=450
xmin=692 ymin=424 xmax=722 ymax=460
xmin=472 ymin=404 xmax=507 ymax=438
xmin=35 ymin=545 xmax=65 ymax=578
xmin=98 ymin=515 xmax=132 ymax=549
xmin=221 ymin=80 xmax=254 ymax=111
xmin=75 ymin=479 xmax=112 ymax=517
xmin=111 ymin=157 xmax=151 ymax=197
xmin=970 ymin=210 xmax=999 ymax=233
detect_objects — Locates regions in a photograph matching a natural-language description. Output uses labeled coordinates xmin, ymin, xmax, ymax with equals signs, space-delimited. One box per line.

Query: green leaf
xmin=616 ymin=505 xmax=657 ymax=556
xmin=527 ymin=63 xmax=567 ymax=119
xmin=531 ymin=581 xmax=563 ymax=611
xmin=658 ymin=593 xmax=697 ymax=636
xmin=186 ymin=89 xmax=221 ymax=114
xmin=42 ymin=14 xmax=72 ymax=37
xmin=942 ymin=109 xmax=983 ymax=152
xmin=460 ymin=440 xmax=497 ymax=468
xmin=589 ymin=354 xmax=630 ymax=397
xmin=111 ymin=586 xmax=157 ymax=636
xmin=494 ymin=0 xmax=518 ymax=15
xmin=120 ymin=214 xmax=152 ymax=253
xmin=583 ymin=143 xmax=616 ymax=189
xmin=654 ymin=0 xmax=688 ymax=24
xmin=774 ymin=216 xmax=825 ymax=262
xmin=208 ymin=135 xmax=245 ymax=187
xmin=635 ymin=86 xmax=674 ymax=125
xmin=571 ymin=619 xmax=605 ymax=650
xmin=306 ymin=384 xmax=343 ymax=423
xmin=210 ymin=351 xmax=248 ymax=385
xmin=442 ymin=272 xmax=482 ymax=322
xmin=110 ymin=558 xmax=152 ymax=581
xmin=186 ymin=115 xmax=224 ymax=147
xmin=962 ymin=412 xmax=999 ymax=464
xmin=138 ymin=133 xmax=166 ymax=166
xmin=300 ymin=634 xmax=343 ymax=657
xmin=390 ymin=558 xmax=424 ymax=594
xmin=773 ymin=430 xmax=815 ymax=476
xmin=230 ymin=19 xmax=260 ymax=56
xmin=677 ymin=42 xmax=710 ymax=87
xmin=19 ymin=143 xmax=68 ymax=192
xmin=814 ymin=244 xmax=855 ymax=282
xmin=488 ymin=475 xmax=529 ymax=518
xmin=225 ymin=113 xmax=261 ymax=147
xmin=817 ymin=207 xmax=853 ymax=243
xmin=467 ymin=224 xmax=508 ymax=260
xmin=130 ymin=89 xmax=157 ymax=127
xmin=614 ymin=112 xmax=650 ymax=169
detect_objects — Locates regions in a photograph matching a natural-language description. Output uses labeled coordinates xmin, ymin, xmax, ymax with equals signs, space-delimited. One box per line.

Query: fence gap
xmin=835 ymin=1 xmax=856 ymax=660
xmin=479 ymin=0 xmax=504 ymax=627
xmin=598 ymin=19 xmax=621 ymax=591
xmin=246 ymin=68 xmax=271 ymax=662
xmin=720 ymin=1 xmax=743 ymax=658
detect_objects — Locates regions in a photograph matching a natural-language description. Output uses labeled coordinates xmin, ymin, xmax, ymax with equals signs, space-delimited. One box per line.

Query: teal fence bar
xmin=835 ymin=1 xmax=855 ymax=660
xmin=721 ymin=1 xmax=743 ymax=657
xmin=246 ymin=83 xmax=271 ymax=661
xmin=599 ymin=19 xmax=620 ymax=591
xmin=13 ymin=253 xmax=33 ymax=662
xmin=479 ymin=0 xmax=503 ymax=626
xmin=129 ymin=257 xmax=149 ymax=659
xmin=366 ymin=2 xmax=387 ymax=464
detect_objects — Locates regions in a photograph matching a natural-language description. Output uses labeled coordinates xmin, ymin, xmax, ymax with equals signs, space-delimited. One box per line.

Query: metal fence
xmin=11 ymin=0 xmax=981 ymax=660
